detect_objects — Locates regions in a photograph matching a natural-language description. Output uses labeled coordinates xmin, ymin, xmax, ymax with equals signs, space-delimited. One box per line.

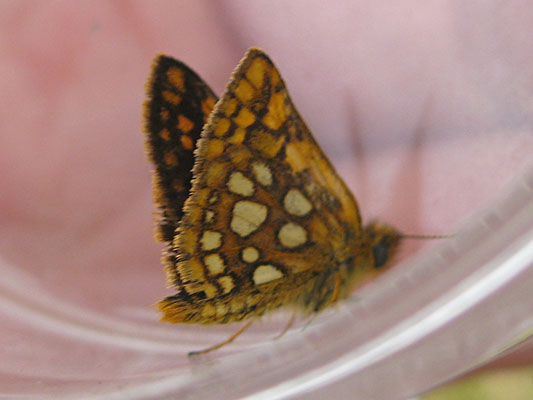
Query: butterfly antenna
xmin=399 ymin=233 xmax=452 ymax=240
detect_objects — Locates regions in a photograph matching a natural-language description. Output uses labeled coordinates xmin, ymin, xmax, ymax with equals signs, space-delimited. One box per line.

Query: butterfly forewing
xmin=158 ymin=48 xmax=366 ymax=324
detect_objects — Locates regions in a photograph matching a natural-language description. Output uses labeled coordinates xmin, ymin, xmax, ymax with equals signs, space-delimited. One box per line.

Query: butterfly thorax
xmin=295 ymin=222 xmax=401 ymax=314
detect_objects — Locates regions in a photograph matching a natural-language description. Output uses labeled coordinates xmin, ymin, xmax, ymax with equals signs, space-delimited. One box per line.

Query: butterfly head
xmin=304 ymin=222 xmax=402 ymax=313
xmin=364 ymin=221 xmax=402 ymax=271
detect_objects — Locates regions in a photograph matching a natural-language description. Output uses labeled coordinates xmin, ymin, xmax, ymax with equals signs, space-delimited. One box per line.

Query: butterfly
xmin=143 ymin=47 xmax=402 ymax=355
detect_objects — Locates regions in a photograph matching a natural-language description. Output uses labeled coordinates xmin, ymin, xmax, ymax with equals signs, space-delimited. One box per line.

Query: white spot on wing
xmin=201 ymin=231 xmax=222 ymax=251
xmin=218 ymin=276 xmax=234 ymax=294
xmin=242 ymin=247 xmax=259 ymax=263
xmin=204 ymin=253 xmax=225 ymax=275
xmin=253 ymin=264 xmax=283 ymax=285
xmin=204 ymin=210 xmax=215 ymax=223
xmin=252 ymin=162 xmax=272 ymax=186
xmin=227 ymin=171 xmax=254 ymax=196
xmin=278 ymin=222 xmax=307 ymax=248
xmin=284 ymin=189 xmax=312 ymax=216
xmin=230 ymin=200 xmax=267 ymax=237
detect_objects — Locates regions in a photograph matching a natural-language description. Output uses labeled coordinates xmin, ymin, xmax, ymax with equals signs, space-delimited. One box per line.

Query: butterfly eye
xmin=365 ymin=222 xmax=401 ymax=270
xmin=372 ymin=239 xmax=392 ymax=269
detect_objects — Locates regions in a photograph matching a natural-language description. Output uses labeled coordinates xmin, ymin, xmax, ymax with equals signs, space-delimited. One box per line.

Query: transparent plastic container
xmin=1 ymin=161 xmax=532 ymax=399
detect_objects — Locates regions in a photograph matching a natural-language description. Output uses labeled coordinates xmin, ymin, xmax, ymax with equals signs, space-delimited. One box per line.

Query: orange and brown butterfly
xmin=143 ymin=47 xmax=402 ymax=355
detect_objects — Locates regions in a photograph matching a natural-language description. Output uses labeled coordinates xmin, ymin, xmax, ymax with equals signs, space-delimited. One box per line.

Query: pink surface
xmin=1 ymin=1 xmax=532 ymax=397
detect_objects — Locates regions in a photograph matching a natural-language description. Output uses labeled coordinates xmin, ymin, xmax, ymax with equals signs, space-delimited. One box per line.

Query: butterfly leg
xmin=330 ymin=275 xmax=342 ymax=303
xmin=301 ymin=314 xmax=317 ymax=332
xmin=298 ymin=276 xmax=343 ymax=333
xmin=188 ymin=320 xmax=254 ymax=356
xmin=274 ymin=313 xmax=296 ymax=340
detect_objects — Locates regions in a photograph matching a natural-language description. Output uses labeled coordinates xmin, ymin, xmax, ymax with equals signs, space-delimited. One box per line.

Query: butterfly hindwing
xmin=144 ymin=55 xmax=218 ymax=284
xmin=144 ymin=55 xmax=217 ymax=243
xmin=158 ymin=48 xmax=366 ymax=324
